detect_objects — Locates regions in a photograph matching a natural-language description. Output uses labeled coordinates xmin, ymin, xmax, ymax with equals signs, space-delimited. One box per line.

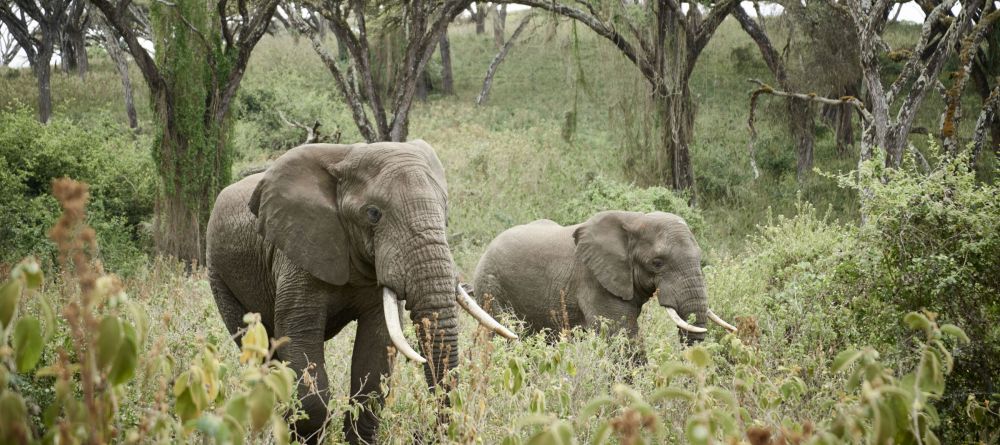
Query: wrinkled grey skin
xmin=474 ymin=211 xmax=709 ymax=345
xmin=206 ymin=141 xmax=458 ymax=444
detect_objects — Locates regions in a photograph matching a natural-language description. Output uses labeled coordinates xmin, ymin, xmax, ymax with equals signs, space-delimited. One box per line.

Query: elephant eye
xmin=651 ymin=258 xmax=664 ymax=269
xmin=366 ymin=206 xmax=382 ymax=224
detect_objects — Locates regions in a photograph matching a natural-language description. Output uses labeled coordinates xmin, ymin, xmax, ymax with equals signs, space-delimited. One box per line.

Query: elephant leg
xmin=273 ymin=284 xmax=331 ymax=444
xmin=208 ymin=271 xmax=246 ymax=348
xmin=344 ymin=305 xmax=394 ymax=445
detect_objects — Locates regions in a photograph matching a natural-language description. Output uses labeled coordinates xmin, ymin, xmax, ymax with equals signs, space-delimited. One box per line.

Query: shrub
xmin=0 ymin=108 xmax=154 ymax=274
xmin=0 ymin=179 xmax=297 ymax=445
xmin=555 ymin=176 xmax=704 ymax=235
xmin=839 ymin=150 xmax=1000 ymax=441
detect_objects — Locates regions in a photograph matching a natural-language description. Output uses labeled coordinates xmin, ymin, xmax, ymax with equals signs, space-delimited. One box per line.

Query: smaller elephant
xmin=473 ymin=211 xmax=735 ymax=344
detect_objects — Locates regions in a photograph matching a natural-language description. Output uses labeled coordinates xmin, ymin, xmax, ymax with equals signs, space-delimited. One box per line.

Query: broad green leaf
xmin=225 ymin=395 xmax=249 ymax=426
xmin=14 ymin=259 xmax=43 ymax=289
xmin=272 ymin=415 xmax=290 ymax=445
xmin=685 ymin=346 xmax=712 ymax=368
xmin=530 ymin=389 xmax=546 ymax=413
xmin=175 ymin=389 xmax=200 ymax=423
xmin=904 ymin=312 xmax=931 ymax=332
xmin=0 ymin=392 xmax=29 ymax=440
xmin=708 ymin=387 xmax=738 ymax=409
xmin=108 ymin=323 xmax=138 ymax=385
xmin=97 ymin=316 xmax=123 ymax=369
xmin=13 ymin=318 xmax=43 ymax=372
xmin=939 ymin=324 xmax=969 ymax=343
xmin=248 ymin=384 xmax=276 ymax=431
xmin=264 ymin=372 xmax=292 ymax=403
xmin=0 ymin=279 xmax=21 ymax=330
xmin=832 ymin=349 xmax=863 ymax=373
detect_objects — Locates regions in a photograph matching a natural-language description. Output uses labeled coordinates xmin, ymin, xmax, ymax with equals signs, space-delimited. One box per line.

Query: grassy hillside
xmin=1 ymin=13 xmax=997 ymax=444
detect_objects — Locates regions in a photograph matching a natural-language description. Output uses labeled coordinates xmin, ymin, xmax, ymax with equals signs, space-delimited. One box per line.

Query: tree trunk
xmin=100 ymin=20 xmax=137 ymax=129
xmin=32 ymin=50 xmax=53 ymax=124
xmin=439 ymin=28 xmax=454 ymax=95
xmin=492 ymin=4 xmax=507 ymax=48
xmin=657 ymin=85 xmax=696 ymax=202
xmin=473 ymin=2 xmax=486 ymax=34
xmin=415 ymin=68 xmax=432 ymax=101
xmin=477 ymin=13 xmax=532 ymax=105
xmin=788 ymin=98 xmax=815 ymax=179
xmin=69 ymin=30 xmax=88 ymax=79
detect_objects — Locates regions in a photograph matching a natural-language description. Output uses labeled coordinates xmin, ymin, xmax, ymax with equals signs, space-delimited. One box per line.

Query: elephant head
xmin=248 ymin=141 xmax=514 ymax=390
xmin=573 ymin=211 xmax=735 ymax=343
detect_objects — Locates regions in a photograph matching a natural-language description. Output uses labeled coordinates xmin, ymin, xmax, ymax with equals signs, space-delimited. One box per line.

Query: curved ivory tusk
xmin=665 ymin=308 xmax=708 ymax=333
xmin=382 ymin=288 xmax=427 ymax=364
xmin=707 ymin=309 xmax=738 ymax=333
xmin=456 ymin=284 xmax=519 ymax=340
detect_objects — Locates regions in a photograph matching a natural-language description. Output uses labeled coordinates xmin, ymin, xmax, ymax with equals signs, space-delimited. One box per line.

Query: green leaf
xmin=97 ymin=316 xmax=123 ymax=369
xmin=13 ymin=318 xmax=43 ymax=372
xmin=578 ymin=396 xmax=612 ymax=420
xmin=651 ymin=387 xmax=696 ymax=402
xmin=15 ymin=259 xmax=43 ymax=290
xmin=832 ymin=349 xmax=863 ymax=373
xmin=0 ymin=392 xmax=29 ymax=440
xmin=591 ymin=422 xmax=612 ymax=445
xmin=264 ymin=372 xmax=293 ymax=403
xmin=225 ymin=395 xmax=249 ymax=426
xmin=108 ymin=322 xmax=138 ymax=385
xmin=939 ymin=324 xmax=969 ymax=343
xmin=272 ymin=415 xmax=290 ymax=445
xmin=248 ymin=384 xmax=276 ymax=431
xmin=0 ymin=279 xmax=22 ymax=330
xmin=708 ymin=387 xmax=738 ymax=409
xmin=904 ymin=312 xmax=931 ymax=332
xmin=685 ymin=346 xmax=712 ymax=368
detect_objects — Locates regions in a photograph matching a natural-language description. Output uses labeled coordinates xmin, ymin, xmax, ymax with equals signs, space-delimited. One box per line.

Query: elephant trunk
xmin=403 ymin=242 xmax=460 ymax=390
xmin=657 ymin=267 xmax=709 ymax=344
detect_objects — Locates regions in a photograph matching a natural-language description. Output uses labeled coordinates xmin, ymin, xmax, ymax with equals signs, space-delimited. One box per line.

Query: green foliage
xmin=150 ymin=0 xmax=234 ymax=217
xmin=0 ymin=108 xmax=154 ymax=274
xmin=0 ymin=183 xmax=297 ymax=445
xmin=555 ymin=176 xmax=704 ymax=233
xmin=835 ymin=148 xmax=1000 ymax=440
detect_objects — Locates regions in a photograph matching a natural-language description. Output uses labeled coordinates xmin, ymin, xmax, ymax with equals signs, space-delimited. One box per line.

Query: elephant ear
xmin=249 ymin=144 xmax=353 ymax=285
xmin=573 ymin=212 xmax=636 ymax=300
xmin=407 ymin=139 xmax=448 ymax=198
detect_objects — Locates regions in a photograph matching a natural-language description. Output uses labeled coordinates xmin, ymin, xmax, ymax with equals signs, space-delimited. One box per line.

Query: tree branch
xmin=500 ymin=0 xmax=656 ymax=81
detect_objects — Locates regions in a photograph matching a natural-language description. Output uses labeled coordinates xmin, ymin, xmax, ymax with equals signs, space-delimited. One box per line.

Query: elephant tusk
xmin=665 ymin=308 xmax=708 ymax=333
xmin=707 ymin=309 xmax=738 ymax=333
xmin=456 ymin=284 xmax=519 ymax=340
xmin=382 ymin=288 xmax=427 ymax=364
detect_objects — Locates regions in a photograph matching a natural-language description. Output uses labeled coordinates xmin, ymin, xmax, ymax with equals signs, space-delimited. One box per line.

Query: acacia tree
xmin=287 ymin=0 xmax=471 ymax=142
xmin=61 ymin=0 xmax=88 ymax=79
xmin=0 ymin=0 xmax=72 ymax=123
xmin=733 ymin=2 xmax=861 ymax=179
xmin=752 ymin=0 xmax=984 ymax=172
xmin=0 ymin=24 xmax=21 ymax=65
xmin=91 ymin=0 xmax=280 ymax=264
xmin=503 ymin=0 xmax=739 ymax=203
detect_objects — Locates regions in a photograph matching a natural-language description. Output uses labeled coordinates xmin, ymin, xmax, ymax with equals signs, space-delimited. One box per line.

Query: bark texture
xmin=91 ymin=0 xmax=281 ymax=264
xmin=476 ymin=13 xmax=532 ymax=105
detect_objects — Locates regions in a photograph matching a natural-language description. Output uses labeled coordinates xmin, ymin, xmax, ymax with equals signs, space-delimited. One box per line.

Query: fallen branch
xmin=277 ymin=110 xmax=340 ymax=145
xmin=476 ymin=13 xmax=533 ymax=106
xmin=747 ymin=79 xmax=873 ymax=179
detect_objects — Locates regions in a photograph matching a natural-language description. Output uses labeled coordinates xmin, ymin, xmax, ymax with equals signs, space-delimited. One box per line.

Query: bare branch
xmin=477 ymin=13 xmax=534 ymax=105
xmin=748 ymin=79 xmax=873 ymax=121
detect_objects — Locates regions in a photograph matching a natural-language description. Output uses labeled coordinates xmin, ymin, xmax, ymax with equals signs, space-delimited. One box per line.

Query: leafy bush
xmin=555 ymin=176 xmax=704 ymax=234
xmin=839 ymin=150 xmax=1000 ymax=441
xmin=0 ymin=179 xmax=297 ymax=445
xmin=0 ymin=108 xmax=154 ymax=274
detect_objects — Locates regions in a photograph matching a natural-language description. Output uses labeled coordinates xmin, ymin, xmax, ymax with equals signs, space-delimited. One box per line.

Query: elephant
xmin=473 ymin=211 xmax=735 ymax=346
xmin=206 ymin=141 xmax=515 ymax=444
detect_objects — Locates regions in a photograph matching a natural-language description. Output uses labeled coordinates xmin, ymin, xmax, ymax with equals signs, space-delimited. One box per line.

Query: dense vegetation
xmin=1 ymin=12 xmax=998 ymax=444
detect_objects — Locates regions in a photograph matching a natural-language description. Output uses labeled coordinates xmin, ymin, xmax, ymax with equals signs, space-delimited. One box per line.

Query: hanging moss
xmin=149 ymin=0 xmax=236 ymax=259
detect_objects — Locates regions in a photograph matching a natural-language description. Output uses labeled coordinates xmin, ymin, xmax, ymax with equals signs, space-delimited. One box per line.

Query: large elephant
xmin=206 ymin=141 xmax=515 ymax=444
xmin=473 ymin=211 xmax=735 ymax=345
